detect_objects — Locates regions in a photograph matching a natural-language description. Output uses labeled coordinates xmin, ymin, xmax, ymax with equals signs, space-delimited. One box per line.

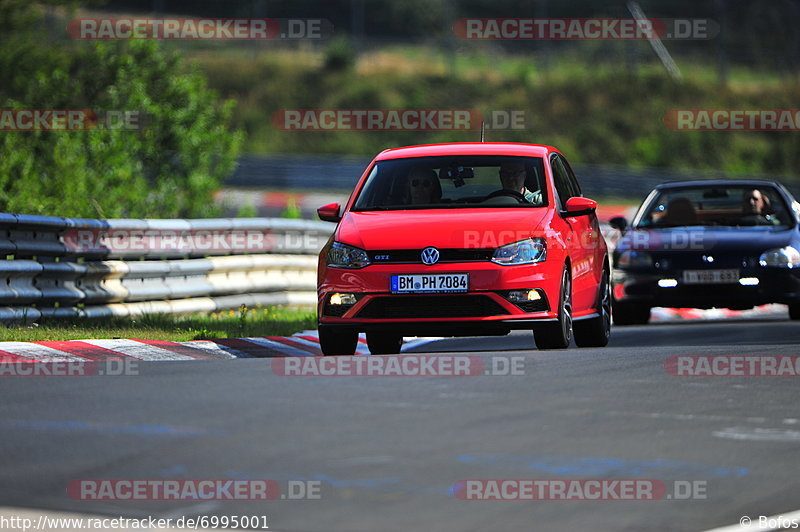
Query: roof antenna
xmin=480 ymin=120 xmax=485 ymax=142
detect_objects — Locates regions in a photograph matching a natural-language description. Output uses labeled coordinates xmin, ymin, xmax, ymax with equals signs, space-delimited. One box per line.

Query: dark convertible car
xmin=609 ymin=180 xmax=800 ymax=325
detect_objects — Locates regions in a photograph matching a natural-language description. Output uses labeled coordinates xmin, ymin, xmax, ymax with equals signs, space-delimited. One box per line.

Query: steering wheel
xmin=482 ymin=189 xmax=527 ymax=204
xmin=738 ymin=214 xmax=771 ymax=226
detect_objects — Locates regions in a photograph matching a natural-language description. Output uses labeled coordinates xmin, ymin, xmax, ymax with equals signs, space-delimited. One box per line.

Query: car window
xmin=561 ymin=155 xmax=582 ymax=196
xmin=636 ymin=185 xmax=793 ymax=229
xmin=351 ymin=155 xmax=548 ymax=210
xmin=550 ymin=154 xmax=575 ymax=209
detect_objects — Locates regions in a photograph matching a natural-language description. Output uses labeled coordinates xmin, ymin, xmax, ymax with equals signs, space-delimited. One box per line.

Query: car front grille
xmin=355 ymin=294 xmax=509 ymax=319
xmin=368 ymin=249 xmax=494 ymax=264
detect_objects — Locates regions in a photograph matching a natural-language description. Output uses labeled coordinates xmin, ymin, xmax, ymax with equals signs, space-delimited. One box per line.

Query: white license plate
xmin=390 ymin=273 xmax=469 ymax=293
xmin=682 ymin=269 xmax=740 ymax=284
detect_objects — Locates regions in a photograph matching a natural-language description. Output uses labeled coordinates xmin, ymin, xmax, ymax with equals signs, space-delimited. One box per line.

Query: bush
xmin=323 ymin=36 xmax=356 ymax=72
xmin=0 ymin=2 xmax=242 ymax=218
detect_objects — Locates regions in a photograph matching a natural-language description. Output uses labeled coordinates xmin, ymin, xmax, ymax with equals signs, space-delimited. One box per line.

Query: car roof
xmin=374 ymin=142 xmax=556 ymax=161
xmin=654 ymin=179 xmax=783 ymax=190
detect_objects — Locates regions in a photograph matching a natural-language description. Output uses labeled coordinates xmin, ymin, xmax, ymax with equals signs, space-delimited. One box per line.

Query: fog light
xmin=507 ymin=289 xmax=542 ymax=302
xmin=506 ymin=289 xmax=547 ymax=313
xmin=739 ymin=277 xmax=759 ymax=286
xmin=330 ymin=293 xmax=357 ymax=305
xmin=657 ymin=279 xmax=678 ymax=288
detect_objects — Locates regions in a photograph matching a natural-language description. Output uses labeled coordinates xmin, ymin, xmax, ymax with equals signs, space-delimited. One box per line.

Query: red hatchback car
xmin=316 ymin=143 xmax=610 ymax=355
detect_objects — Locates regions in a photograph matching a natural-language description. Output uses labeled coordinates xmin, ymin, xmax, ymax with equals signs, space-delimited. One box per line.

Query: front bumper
xmin=612 ymin=267 xmax=800 ymax=309
xmin=318 ymin=260 xmax=566 ymax=335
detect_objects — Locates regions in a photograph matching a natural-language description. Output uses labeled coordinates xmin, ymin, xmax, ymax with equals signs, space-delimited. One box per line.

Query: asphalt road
xmin=1 ymin=313 xmax=799 ymax=532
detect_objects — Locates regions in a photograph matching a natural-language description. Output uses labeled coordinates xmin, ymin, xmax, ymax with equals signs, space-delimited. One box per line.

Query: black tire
xmin=789 ymin=303 xmax=800 ymax=320
xmin=534 ymin=267 xmax=573 ymax=350
xmin=366 ymin=332 xmax=403 ymax=355
xmin=612 ymin=301 xmax=650 ymax=325
xmin=574 ymin=270 xmax=611 ymax=347
xmin=319 ymin=327 xmax=358 ymax=356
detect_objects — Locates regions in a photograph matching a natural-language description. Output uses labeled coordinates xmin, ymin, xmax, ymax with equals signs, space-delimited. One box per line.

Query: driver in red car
xmin=499 ymin=160 xmax=541 ymax=204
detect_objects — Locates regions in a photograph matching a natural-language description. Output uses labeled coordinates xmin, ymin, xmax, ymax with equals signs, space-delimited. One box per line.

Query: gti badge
xmin=421 ymin=247 xmax=440 ymax=265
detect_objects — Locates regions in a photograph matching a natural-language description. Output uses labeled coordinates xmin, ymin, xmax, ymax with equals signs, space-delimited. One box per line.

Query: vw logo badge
xmin=421 ymin=247 xmax=440 ymax=265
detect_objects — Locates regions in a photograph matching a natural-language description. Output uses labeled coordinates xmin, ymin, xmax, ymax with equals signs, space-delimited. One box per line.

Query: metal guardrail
xmin=0 ymin=214 xmax=333 ymax=321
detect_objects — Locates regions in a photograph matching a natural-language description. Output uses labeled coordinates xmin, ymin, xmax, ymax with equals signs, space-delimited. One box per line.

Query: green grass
xmin=176 ymin=43 xmax=800 ymax=180
xmin=0 ymin=305 xmax=317 ymax=343
xmin=184 ymin=42 xmax=794 ymax=94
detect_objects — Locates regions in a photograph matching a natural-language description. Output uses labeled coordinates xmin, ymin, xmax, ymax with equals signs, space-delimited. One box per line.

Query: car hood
xmin=616 ymin=226 xmax=798 ymax=254
xmin=336 ymin=208 xmax=551 ymax=250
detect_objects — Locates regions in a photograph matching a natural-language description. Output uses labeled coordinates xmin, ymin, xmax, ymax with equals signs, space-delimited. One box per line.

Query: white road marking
xmin=81 ymin=339 xmax=196 ymax=361
xmin=292 ymin=330 xmax=446 ymax=354
xmin=177 ymin=340 xmax=239 ymax=358
xmin=244 ymin=337 xmax=314 ymax=357
xmin=712 ymin=427 xmax=800 ymax=442
xmin=0 ymin=342 xmax=85 ymax=361
xmin=276 ymin=335 xmax=324 ymax=351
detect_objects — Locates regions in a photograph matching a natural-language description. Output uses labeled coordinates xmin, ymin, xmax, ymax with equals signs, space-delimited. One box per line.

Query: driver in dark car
xmin=741 ymin=188 xmax=776 ymax=225
xmin=499 ymin=161 xmax=541 ymax=204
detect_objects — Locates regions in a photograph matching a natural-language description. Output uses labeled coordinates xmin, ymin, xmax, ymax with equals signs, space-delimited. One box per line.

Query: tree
xmin=0 ymin=1 xmax=242 ymax=218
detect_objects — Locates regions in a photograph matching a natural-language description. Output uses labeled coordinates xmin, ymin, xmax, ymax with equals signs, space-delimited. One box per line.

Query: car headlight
xmin=617 ymin=250 xmax=653 ymax=269
xmin=759 ymin=246 xmax=800 ymax=268
xmin=491 ymin=238 xmax=546 ymax=265
xmin=326 ymin=242 xmax=371 ymax=269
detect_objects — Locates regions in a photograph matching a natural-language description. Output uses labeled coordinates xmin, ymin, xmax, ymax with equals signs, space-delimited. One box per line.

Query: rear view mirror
xmin=609 ymin=216 xmax=629 ymax=232
xmin=440 ymin=166 xmax=474 ymax=188
xmin=317 ymin=202 xmax=342 ymax=223
xmin=703 ymin=189 xmax=729 ymax=199
xmin=564 ymin=197 xmax=597 ymax=217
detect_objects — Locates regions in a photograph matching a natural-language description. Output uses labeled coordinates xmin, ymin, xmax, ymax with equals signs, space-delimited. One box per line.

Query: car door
xmin=550 ymin=154 xmax=596 ymax=312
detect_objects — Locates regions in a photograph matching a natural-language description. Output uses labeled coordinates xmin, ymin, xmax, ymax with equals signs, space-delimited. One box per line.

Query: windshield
xmin=352 ymin=155 xmax=547 ymax=210
xmin=636 ymin=185 xmax=793 ymax=230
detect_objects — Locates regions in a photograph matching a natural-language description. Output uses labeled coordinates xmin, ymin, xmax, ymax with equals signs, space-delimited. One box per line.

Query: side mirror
xmin=608 ymin=216 xmax=629 ymax=232
xmin=317 ymin=202 xmax=342 ymax=223
xmin=564 ymin=197 xmax=597 ymax=217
